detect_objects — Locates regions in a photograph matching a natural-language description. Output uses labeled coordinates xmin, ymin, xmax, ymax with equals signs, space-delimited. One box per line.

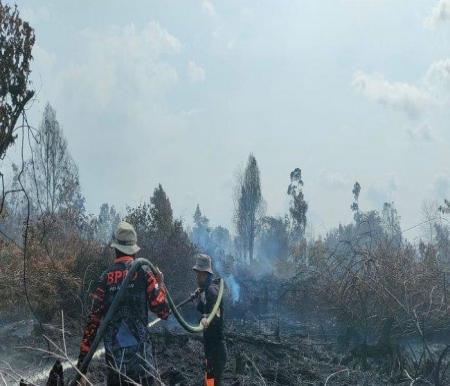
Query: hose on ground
xmin=69 ymin=257 xmax=224 ymax=386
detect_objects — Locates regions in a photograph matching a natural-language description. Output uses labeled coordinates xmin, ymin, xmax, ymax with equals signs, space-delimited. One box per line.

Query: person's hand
xmin=155 ymin=267 xmax=164 ymax=284
xmin=201 ymin=317 xmax=209 ymax=329
xmin=191 ymin=288 xmax=202 ymax=300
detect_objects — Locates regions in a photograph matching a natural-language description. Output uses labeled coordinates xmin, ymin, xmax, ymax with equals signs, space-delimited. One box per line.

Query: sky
xmin=5 ymin=0 xmax=450 ymax=240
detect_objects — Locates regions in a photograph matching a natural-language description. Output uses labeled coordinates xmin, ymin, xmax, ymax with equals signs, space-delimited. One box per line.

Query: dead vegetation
xmin=0 ymin=318 xmax=389 ymax=386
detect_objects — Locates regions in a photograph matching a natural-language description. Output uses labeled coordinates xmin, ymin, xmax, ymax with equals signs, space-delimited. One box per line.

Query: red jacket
xmin=79 ymin=255 xmax=169 ymax=359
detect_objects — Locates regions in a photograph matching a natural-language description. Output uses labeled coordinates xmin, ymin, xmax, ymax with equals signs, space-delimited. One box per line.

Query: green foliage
xmin=235 ymin=154 xmax=263 ymax=262
xmin=0 ymin=2 xmax=35 ymax=158
xmin=126 ymin=184 xmax=196 ymax=300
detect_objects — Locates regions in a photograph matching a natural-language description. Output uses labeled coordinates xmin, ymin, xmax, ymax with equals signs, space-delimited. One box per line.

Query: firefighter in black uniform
xmin=193 ymin=253 xmax=227 ymax=386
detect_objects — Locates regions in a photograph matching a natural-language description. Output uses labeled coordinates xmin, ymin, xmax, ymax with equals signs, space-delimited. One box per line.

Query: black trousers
xmin=204 ymin=340 xmax=227 ymax=386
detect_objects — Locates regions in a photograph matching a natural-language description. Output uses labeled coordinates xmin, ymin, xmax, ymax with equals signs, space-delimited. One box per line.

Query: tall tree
xmin=126 ymin=184 xmax=196 ymax=298
xmin=287 ymin=168 xmax=308 ymax=239
xmin=351 ymin=181 xmax=361 ymax=222
xmin=29 ymin=103 xmax=82 ymax=215
xmin=235 ymin=154 xmax=262 ymax=262
xmin=150 ymin=184 xmax=173 ymax=243
xmin=193 ymin=204 xmax=209 ymax=229
xmin=0 ymin=3 xmax=35 ymax=159
xmin=192 ymin=204 xmax=210 ymax=251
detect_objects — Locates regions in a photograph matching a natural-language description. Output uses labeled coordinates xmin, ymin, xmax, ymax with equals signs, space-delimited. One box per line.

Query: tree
xmin=29 ymin=103 xmax=82 ymax=216
xmin=125 ymin=201 xmax=152 ymax=244
xmin=287 ymin=168 xmax=308 ymax=239
xmin=351 ymin=181 xmax=361 ymax=221
xmin=421 ymin=200 xmax=440 ymax=244
xmin=210 ymin=226 xmax=232 ymax=255
xmin=126 ymin=184 xmax=196 ymax=298
xmin=0 ymin=2 xmax=35 ymax=159
xmin=193 ymin=204 xmax=209 ymax=228
xmin=149 ymin=184 xmax=173 ymax=256
xmin=191 ymin=205 xmax=232 ymax=256
xmin=235 ymin=154 xmax=262 ymax=263
xmin=381 ymin=202 xmax=401 ymax=245
xmin=127 ymin=184 xmax=174 ymax=257
xmin=435 ymin=222 xmax=450 ymax=266
xmin=191 ymin=204 xmax=210 ymax=252
xmin=257 ymin=216 xmax=289 ymax=263
xmin=439 ymin=199 xmax=450 ymax=215
xmin=92 ymin=203 xmax=121 ymax=244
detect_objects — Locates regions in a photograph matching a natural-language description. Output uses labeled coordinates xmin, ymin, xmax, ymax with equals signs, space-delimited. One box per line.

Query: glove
xmin=190 ymin=288 xmax=202 ymax=301
xmin=201 ymin=317 xmax=209 ymax=329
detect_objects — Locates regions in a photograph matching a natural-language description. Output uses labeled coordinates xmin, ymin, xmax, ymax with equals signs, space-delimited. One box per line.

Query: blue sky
xmin=7 ymin=0 xmax=450 ymax=240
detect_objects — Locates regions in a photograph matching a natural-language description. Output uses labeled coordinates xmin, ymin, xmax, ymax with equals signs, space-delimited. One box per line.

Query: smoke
xmin=212 ymin=253 xmax=241 ymax=304
xmin=224 ymin=274 xmax=240 ymax=303
xmin=190 ymin=219 xmax=242 ymax=303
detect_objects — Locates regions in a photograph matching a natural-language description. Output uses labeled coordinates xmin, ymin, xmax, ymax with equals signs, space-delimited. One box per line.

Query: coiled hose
xmin=69 ymin=257 xmax=224 ymax=386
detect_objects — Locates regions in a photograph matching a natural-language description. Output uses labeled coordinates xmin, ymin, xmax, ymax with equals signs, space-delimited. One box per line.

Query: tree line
xmin=3 ymin=8 xmax=450 ymax=383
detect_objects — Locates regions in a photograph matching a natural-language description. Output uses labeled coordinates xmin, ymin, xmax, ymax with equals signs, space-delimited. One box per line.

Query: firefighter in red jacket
xmin=77 ymin=221 xmax=169 ymax=386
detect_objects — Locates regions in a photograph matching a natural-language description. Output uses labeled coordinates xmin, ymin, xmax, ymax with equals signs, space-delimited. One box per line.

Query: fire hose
xmin=69 ymin=257 xmax=224 ymax=386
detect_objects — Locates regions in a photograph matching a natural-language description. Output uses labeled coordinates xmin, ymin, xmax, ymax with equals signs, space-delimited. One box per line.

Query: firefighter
xmin=193 ymin=254 xmax=227 ymax=386
xmin=77 ymin=221 xmax=169 ymax=386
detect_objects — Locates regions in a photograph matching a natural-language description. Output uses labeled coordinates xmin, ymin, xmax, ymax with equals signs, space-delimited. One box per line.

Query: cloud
xmin=60 ymin=21 xmax=181 ymax=110
xmin=352 ymin=71 xmax=431 ymax=118
xmin=181 ymin=108 xmax=205 ymax=117
xmin=432 ymin=172 xmax=450 ymax=199
xmin=21 ymin=6 xmax=51 ymax=24
xmin=28 ymin=20 xmax=193 ymax=218
xmin=424 ymin=0 xmax=450 ymax=28
xmin=425 ymin=59 xmax=450 ymax=97
xmin=187 ymin=60 xmax=206 ymax=83
xmin=367 ymin=186 xmax=391 ymax=207
xmin=366 ymin=175 xmax=398 ymax=208
xmin=406 ymin=124 xmax=436 ymax=142
xmin=319 ymin=170 xmax=349 ymax=190
xmin=353 ymin=58 xmax=450 ymax=124
xmin=387 ymin=174 xmax=398 ymax=192
xmin=241 ymin=8 xmax=255 ymax=24
xmin=201 ymin=0 xmax=216 ymax=17
xmin=33 ymin=44 xmax=56 ymax=71
xmin=226 ymin=39 xmax=236 ymax=51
